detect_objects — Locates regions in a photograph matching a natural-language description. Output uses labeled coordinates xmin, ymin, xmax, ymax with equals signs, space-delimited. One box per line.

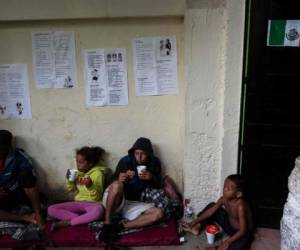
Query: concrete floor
xmin=45 ymin=233 xmax=216 ymax=250
xmin=131 ymin=232 xmax=213 ymax=250
xmin=131 ymin=228 xmax=281 ymax=250
xmin=4 ymin=228 xmax=279 ymax=250
xmin=44 ymin=228 xmax=280 ymax=250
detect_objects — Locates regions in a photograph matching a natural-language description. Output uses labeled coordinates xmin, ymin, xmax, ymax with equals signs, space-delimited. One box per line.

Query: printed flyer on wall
xmin=0 ymin=64 xmax=32 ymax=120
xmin=132 ymin=36 xmax=178 ymax=96
xmin=83 ymin=48 xmax=128 ymax=106
xmin=32 ymin=31 xmax=77 ymax=88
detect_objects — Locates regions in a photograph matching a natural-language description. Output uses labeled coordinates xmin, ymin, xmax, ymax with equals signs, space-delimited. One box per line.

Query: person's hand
xmin=21 ymin=213 xmax=37 ymax=225
xmin=126 ymin=170 xmax=135 ymax=179
xmin=219 ymin=240 xmax=230 ymax=250
xmin=82 ymin=176 xmax=93 ymax=188
xmin=181 ymin=221 xmax=191 ymax=231
xmin=66 ymin=169 xmax=71 ymax=179
xmin=21 ymin=213 xmax=45 ymax=230
xmin=182 ymin=221 xmax=193 ymax=229
xmin=0 ymin=187 xmax=8 ymax=199
xmin=34 ymin=213 xmax=45 ymax=230
xmin=118 ymin=172 xmax=128 ymax=183
xmin=77 ymin=176 xmax=93 ymax=187
xmin=138 ymin=170 xmax=152 ymax=180
xmin=182 ymin=220 xmax=201 ymax=235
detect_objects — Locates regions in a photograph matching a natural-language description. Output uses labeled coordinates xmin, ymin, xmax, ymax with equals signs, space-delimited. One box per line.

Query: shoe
xmin=97 ymin=223 xmax=124 ymax=244
xmin=49 ymin=223 xmax=56 ymax=232
xmin=113 ymin=222 xmax=125 ymax=237
xmin=97 ymin=224 xmax=112 ymax=243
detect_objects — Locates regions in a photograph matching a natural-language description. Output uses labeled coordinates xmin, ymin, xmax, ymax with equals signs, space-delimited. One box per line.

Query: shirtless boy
xmin=183 ymin=174 xmax=253 ymax=250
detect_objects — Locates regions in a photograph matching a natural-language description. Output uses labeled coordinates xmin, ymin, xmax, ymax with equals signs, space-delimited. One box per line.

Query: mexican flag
xmin=267 ymin=20 xmax=300 ymax=47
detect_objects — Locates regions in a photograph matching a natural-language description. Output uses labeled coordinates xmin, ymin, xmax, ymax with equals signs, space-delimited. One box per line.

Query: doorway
xmin=239 ymin=0 xmax=300 ymax=228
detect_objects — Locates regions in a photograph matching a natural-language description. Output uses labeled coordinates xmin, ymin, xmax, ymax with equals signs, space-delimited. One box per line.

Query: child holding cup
xmin=183 ymin=175 xmax=254 ymax=250
xmin=48 ymin=146 xmax=106 ymax=230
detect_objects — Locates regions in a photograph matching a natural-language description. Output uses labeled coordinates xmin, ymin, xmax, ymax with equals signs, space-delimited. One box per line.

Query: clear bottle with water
xmin=183 ymin=198 xmax=194 ymax=224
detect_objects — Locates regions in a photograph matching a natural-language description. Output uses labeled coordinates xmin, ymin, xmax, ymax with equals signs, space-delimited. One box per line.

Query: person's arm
xmin=24 ymin=185 xmax=45 ymax=229
xmin=16 ymin=151 xmax=45 ymax=229
xmin=113 ymin=158 xmax=130 ymax=182
xmin=190 ymin=197 xmax=224 ymax=228
xmin=219 ymin=202 xmax=248 ymax=250
xmin=65 ymin=170 xmax=77 ymax=191
xmin=84 ymin=168 xmax=105 ymax=198
xmin=0 ymin=209 xmax=37 ymax=224
xmin=139 ymin=157 xmax=162 ymax=187
xmin=150 ymin=157 xmax=162 ymax=187
xmin=66 ymin=180 xmax=77 ymax=191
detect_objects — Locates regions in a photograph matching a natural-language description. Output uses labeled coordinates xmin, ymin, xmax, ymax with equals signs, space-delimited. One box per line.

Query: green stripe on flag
xmin=268 ymin=20 xmax=286 ymax=46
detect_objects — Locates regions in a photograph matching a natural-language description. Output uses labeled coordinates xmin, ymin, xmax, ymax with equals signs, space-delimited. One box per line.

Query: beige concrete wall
xmin=220 ymin=0 xmax=245 ymax=190
xmin=0 ymin=14 xmax=185 ymax=199
xmin=184 ymin=4 xmax=226 ymax=210
xmin=184 ymin=0 xmax=245 ymax=211
xmin=0 ymin=0 xmax=246 ymax=208
xmin=0 ymin=0 xmax=185 ymax=20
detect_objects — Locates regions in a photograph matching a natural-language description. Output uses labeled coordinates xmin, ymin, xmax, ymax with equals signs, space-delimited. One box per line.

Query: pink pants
xmin=48 ymin=201 xmax=104 ymax=226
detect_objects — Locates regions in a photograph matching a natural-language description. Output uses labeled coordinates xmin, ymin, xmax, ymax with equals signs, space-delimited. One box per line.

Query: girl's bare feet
xmin=50 ymin=220 xmax=70 ymax=231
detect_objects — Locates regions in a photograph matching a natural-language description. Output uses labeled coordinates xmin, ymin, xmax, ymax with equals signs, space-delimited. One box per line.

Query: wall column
xmin=183 ymin=0 xmax=245 ymax=211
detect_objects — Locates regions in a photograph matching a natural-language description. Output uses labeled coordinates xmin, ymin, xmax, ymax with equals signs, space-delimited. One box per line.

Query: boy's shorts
xmin=102 ymin=185 xmax=154 ymax=221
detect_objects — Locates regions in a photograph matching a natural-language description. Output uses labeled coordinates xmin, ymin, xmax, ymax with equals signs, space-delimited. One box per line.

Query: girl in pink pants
xmin=48 ymin=146 xmax=106 ymax=230
xmin=48 ymin=201 xmax=104 ymax=226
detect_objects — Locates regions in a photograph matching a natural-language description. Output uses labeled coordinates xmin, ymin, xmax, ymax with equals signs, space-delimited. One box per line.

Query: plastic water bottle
xmin=183 ymin=198 xmax=194 ymax=223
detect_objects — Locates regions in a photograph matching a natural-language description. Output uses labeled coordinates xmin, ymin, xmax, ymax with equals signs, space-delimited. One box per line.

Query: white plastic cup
xmin=137 ymin=165 xmax=146 ymax=175
xmin=206 ymin=231 xmax=215 ymax=245
xmin=205 ymin=225 xmax=219 ymax=245
xmin=68 ymin=169 xmax=78 ymax=182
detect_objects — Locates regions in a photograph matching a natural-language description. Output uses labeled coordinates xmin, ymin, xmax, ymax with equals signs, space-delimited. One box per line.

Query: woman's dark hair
xmin=76 ymin=146 xmax=105 ymax=166
xmin=227 ymin=174 xmax=245 ymax=193
xmin=0 ymin=130 xmax=12 ymax=149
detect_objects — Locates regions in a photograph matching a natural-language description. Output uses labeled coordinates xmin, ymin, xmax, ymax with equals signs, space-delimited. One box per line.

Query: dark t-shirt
xmin=114 ymin=155 xmax=162 ymax=201
xmin=0 ymin=149 xmax=36 ymax=210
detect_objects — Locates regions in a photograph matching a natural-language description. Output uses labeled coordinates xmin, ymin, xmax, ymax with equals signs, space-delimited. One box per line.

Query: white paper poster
xmin=0 ymin=64 xmax=32 ymax=120
xmin=83 ymin=48 xmax=128 ymax=106
xmin=133 ymin=36 xmax=178 ymax=96
xmin=32 ymin=31 xmax=77 ymax=88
